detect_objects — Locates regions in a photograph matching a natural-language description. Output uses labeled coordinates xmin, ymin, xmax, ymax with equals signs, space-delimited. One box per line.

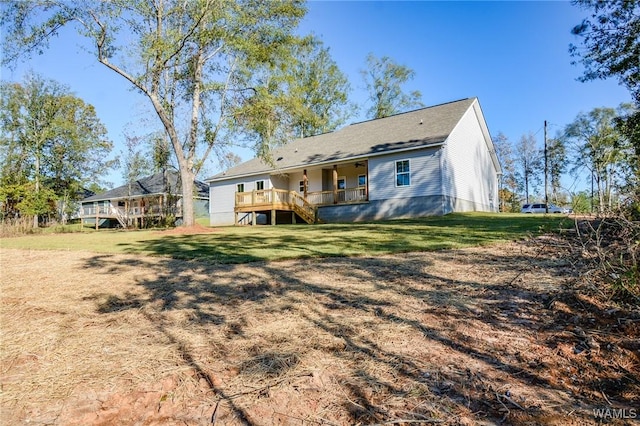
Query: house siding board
xmin=368 ymin=147 xmax=442 ymax=202
xmin=308 ymin=169 xmax=323 ymax=192
xmin=441 ymin=103 xmax=498 ymax=212
xmin=209 ymin=177 xmax=244 ymax=215
xmin=245 ymin=174 xmax=271 ymax=191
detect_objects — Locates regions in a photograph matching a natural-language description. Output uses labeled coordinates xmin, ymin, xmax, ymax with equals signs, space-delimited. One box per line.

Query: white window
xmin=256 ymin=180 xmax=265 ymax=191
xmin=337 ymin=176 xmax=346 ymax=190
xmin=299 ymin=180 xmax=304 ymax=192
xmin=358 ymin=174 xmax=366 ymax=187
xmin=396 ymin=160 xmax=410 ymax=187
xmin=237 ymin=183 xmax=244 ymax=193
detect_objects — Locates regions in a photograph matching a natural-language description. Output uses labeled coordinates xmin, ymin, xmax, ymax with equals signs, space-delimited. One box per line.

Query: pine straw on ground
xmin=0 ymin=238 xmax=638 ymax=426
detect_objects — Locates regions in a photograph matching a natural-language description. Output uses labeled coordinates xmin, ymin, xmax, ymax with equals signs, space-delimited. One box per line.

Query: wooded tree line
xmin=495 ymin=0 xmax=640 ymax=216
xmin=494 ymin=103 xmax=638 ymax=213
xmin=0 ymin=0 xmax=423 ymax=227
xmin=0 ymin=0 xmax=637 ymax=225
xmin=0 ymin=75 xmax=113 ymax=225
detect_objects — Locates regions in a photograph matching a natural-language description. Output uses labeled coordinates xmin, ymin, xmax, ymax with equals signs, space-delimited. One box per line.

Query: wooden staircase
xmin=290 ymin=192 xmax=317 ymax=224
xmin=110 ymin=206 xmax=128 ymax=228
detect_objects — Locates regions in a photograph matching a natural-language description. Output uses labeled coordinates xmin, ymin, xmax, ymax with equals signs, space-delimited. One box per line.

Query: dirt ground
xmin=0 ymin=237 xmax=638 ymax=425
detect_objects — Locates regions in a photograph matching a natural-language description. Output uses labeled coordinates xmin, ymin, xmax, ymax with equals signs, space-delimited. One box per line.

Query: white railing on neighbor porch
xmin=82 ymin=205 xmax=110 ymax=216
xmin=81 ymin=204 xmax=181 ymax=217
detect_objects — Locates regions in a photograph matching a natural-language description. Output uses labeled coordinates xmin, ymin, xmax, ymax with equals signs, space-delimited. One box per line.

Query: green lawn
xmin=0 ymin=213 xmax=572 ymax=263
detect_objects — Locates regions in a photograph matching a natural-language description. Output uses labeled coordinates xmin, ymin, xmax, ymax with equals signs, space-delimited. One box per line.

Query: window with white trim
xmin=237 ymin=183 xmax=244 ymax=193
xmin=256 ymin=180 xmax=265 ymax=191
xmin=395 ymin=160 xmax=410 ymax=186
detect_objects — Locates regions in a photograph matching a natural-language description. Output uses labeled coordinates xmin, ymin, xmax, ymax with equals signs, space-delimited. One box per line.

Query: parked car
xmin=521 ymin=203 xmax=565 ymax=214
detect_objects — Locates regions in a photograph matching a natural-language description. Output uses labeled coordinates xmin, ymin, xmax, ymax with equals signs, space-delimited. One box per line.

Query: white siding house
xmin=206 ymin=98 xmax=501 ymax=225
xmin=81 ymin=171 xmax=209 ymax=228
xmin=441 ymin=101 xmax=499 ymax=213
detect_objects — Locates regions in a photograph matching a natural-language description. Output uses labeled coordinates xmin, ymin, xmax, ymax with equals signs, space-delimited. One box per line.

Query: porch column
xmin=303 ymin=169 xmax=308 ymax=199
xmin=252 ymin=211 xmax=257 ymax=226
xmin=366 ymin=161 xmax=370 ymax=201
xmin=332 ymin=165 xmax=338 ymax=204
xmin=271 ymin=209 xmax=276 ymax=225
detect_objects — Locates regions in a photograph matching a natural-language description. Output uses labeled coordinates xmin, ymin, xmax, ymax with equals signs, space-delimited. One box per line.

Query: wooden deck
xmin=235 ymin=189 xmax=317 ymax=224
xmin=235 ymin=187 xmax=368 ymax=225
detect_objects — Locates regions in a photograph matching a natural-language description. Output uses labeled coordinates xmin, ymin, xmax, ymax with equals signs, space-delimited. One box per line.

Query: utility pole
xmin=544 ymin=120 xmax=549 ymax=214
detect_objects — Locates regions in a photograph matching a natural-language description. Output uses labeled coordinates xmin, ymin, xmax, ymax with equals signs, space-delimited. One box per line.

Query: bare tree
xmin=514 ymin=133 xmax=542 ymax=204
xmin=492 ymin=132 xmax=519 ymax=212
xmin=565 ymin=106 xmax=632 ymax=212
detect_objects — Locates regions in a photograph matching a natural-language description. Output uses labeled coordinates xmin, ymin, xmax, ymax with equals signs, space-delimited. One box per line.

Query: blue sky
xmin=1 ymin=1 xmax=632 ymax=192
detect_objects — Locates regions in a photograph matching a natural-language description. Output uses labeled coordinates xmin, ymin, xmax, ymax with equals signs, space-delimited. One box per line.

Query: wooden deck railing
xmin=305 ymin=187 xmax=367 ymax=205
xmin=235 ymin=189 xmax=317 ymax=223
xmin=235 ymin=189 xmax=293 ymax=207
xmin=236 ymin=187 xmax=367 ymax=209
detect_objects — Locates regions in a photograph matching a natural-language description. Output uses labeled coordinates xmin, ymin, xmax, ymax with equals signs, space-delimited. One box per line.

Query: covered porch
xmin=235 ymin=161 xmax=369 ymax=225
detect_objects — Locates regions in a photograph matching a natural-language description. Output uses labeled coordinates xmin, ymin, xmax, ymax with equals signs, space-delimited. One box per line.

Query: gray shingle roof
xmin=82 ymin=171 xmax=208 ymax=202
xmin=207 ymin=98 xmax=476 ymax=182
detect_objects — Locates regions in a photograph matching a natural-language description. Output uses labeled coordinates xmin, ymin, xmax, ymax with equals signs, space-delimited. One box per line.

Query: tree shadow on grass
xmin=113 ymin=215 xmax=569 ymax=263
xmin=80 ymin=238 xmax=638 ymax=425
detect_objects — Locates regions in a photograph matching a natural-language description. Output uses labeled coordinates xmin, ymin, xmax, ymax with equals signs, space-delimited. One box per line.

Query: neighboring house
xmin=206 ymin=97 xmax=501 ymax=226
xmin=80 ymin=171 xmax=209 ymax=228
xmin=59 ymin=188 xmax=96 ymax=223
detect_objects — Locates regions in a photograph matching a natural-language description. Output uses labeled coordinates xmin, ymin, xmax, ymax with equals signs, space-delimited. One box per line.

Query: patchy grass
xmin=1 ymin=236 xmax=637 ymax=425
xmin=0 ymin=213 xmax=571 ymax=263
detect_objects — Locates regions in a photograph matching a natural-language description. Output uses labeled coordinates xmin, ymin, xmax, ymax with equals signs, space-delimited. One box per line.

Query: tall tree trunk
xmin=33 ymin=150 xmax=40 ymax=228
xmin=180 ymin=49 xmax=204 ymax=228
xmin=524 ymin=170 xmax=529 ymax=204
xmin=179 ymin=166 xmax=195 ymax=226
xmin=596 ymin=173 xmax=605 ymax=213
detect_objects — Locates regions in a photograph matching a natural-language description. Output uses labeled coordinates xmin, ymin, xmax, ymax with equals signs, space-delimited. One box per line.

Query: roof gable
xmin=207 ymin=98 xmax=477 ymax=182
xmin=82 ymin=171 xmax=208 ymax=202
